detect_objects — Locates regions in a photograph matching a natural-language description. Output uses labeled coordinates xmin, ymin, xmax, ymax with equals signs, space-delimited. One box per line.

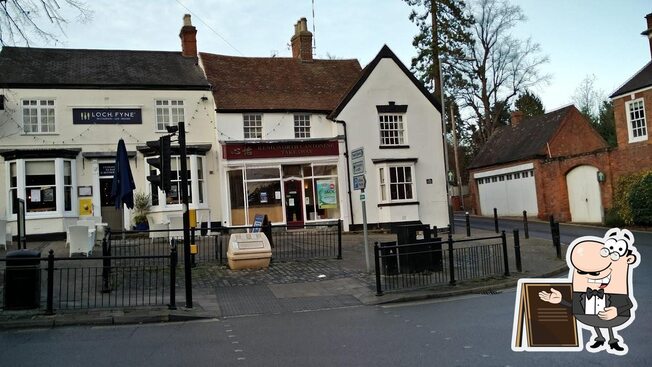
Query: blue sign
xmin=73 ymin=108 xmax=142 ymax=124
xmin=251 ymin=214 xmax=266 ymax=233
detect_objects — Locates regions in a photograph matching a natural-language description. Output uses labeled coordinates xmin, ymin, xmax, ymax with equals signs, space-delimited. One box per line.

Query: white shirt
xmin=585 ymin=293 xmax=606 ymax=315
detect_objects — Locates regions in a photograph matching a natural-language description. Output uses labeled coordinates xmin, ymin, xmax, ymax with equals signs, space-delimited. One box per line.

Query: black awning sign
xmin=73 ymin=108 xmax=142 ymax=124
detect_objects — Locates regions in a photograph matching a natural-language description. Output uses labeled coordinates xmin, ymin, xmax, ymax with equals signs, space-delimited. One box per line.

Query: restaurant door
xmin=284 ymin=179 xmax=303 ymax=227
xmin=98 ymin=163 xmax=122 ymax=230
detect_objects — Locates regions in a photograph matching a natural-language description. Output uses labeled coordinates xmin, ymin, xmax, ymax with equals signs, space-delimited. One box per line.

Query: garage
xmin=474 ymin=163 xmax=538 ymax=217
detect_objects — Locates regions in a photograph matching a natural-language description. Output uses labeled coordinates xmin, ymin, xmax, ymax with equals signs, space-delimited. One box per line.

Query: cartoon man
xmin=539 ymin=228 xmax=640 ymax=355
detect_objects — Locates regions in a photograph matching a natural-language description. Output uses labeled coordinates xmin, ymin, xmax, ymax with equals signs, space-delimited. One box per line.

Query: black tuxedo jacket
xmin=569 ymin=292 xmax=633 ymax=317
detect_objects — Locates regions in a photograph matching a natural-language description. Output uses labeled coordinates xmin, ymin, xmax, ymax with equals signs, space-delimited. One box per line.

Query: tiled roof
xmin=468 ymin=105 xmax=575 ymax=169
xmin=200 ymin=53 xmax=362 ymax=111
xmin=0 ymin=46 xmax=210 ymax=90
xmin=610 ymin=60 xmax=652 ymax=98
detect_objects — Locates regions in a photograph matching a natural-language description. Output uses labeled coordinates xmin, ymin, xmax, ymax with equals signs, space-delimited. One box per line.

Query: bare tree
xmin=0 ymin=0 xmax=91 ymax=46
xmin=572 ymin=74 xmax=604 ymax=119
xmin=454 ymin=0 xmax=549 ymax=149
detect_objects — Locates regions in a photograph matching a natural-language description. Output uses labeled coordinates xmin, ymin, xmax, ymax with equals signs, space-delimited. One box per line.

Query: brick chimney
xmin=180 ymin=14 xmax=197 ymax=58
xmin=642 ymin=13 xmax=652 ymax=59
xmin=291 ymin=17 xmax=313 ymax=62
xmin=511 ymin=110 xmax=524 ymax=127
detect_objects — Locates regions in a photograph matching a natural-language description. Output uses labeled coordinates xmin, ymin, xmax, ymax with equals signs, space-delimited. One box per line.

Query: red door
xmin=284 ymin=180 xmax=304 ymax=228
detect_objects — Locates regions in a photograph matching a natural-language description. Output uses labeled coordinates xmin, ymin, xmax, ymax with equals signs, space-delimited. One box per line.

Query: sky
xmin=9 ymin=0 xmax=652 ymax=112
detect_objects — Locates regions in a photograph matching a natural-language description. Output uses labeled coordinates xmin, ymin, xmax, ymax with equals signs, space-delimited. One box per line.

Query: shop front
xmin=221 ymin=140 xmax=343 ymax=227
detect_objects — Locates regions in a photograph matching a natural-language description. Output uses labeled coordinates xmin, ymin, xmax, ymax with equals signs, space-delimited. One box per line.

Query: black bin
xmin=379 ymin=241 xmax=399 ymax=275
xmin=4 ymin=249 xmax=42 ymax=310
xmin=396 ymin=224 xmax=443 ymax=273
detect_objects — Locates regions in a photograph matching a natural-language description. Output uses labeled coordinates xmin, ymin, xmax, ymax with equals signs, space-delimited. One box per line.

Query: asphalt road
xmin=1 ymin=219 xmax=649 ymax=366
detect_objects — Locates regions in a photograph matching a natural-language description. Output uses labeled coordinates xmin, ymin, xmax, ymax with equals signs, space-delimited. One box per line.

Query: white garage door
xmin=566 ymin=165 xmax=602 ymax=223
xmin=475 ymin=164 xmax=538 ymax=217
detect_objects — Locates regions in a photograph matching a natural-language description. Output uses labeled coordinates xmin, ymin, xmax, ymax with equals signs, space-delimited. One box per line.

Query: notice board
xmin=513 ymin=282 xmax=579 ymax=349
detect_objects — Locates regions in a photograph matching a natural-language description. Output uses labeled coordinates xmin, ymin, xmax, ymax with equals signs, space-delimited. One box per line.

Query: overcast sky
xmin=11 ymin=0 xmax=652 ymax=111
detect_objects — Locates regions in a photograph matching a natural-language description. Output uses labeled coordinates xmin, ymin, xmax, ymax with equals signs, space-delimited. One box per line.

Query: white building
xmin=0 ymin=17 xmax=218 ymax=237
xmin=201 ymin=18 xmax=449 ymax=230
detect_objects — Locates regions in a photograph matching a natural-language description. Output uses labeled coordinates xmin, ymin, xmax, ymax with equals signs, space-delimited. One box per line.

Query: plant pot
xmin=134 ymin=222 xmax=149 ymax=231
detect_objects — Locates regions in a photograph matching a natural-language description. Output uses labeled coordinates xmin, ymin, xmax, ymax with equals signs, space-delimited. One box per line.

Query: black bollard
xmin=465 ymin=212 xmax=471 ymax=237
xmin=493 ymin=208 xmax=499 ymax=233
xmin=513 ymin=229 xmax=522 ymax=272
xmin=522 ymin=210 xmax=529 ymax=239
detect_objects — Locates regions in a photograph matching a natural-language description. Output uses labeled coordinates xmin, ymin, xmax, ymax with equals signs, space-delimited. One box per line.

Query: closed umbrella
xmin=110 ymin=139 xmax=136 ymax=209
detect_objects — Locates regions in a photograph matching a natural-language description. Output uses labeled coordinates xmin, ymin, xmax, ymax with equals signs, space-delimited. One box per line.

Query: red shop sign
xmin=223 ymin=141 xmax=339 ymax=160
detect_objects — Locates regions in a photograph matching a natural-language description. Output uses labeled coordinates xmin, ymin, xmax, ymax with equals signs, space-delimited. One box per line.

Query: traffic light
xmin=146 ymin=135 xmax=171 ymax=193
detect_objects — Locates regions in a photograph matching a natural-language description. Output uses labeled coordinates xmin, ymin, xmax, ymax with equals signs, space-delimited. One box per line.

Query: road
xmin=1 ymin=221 xmax=650 ymax=366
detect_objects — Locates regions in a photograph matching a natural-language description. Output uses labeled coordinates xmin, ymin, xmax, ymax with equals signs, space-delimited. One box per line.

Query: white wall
xmin=0 ymin=88 xmax=220 ymax=234
xmin=334 ymin=58 xmax=449 ymax=229
xmin=217 ymin=112 xmax=335 ymax=141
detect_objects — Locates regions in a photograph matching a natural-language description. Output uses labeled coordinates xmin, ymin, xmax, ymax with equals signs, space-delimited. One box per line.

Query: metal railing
xmin=0 ymin=237 xmax=177 ymax=314
xmin=108 ymin=220 xmax=343 ymax=265
xmin=374 ymin=231 xmax=508 ymax=295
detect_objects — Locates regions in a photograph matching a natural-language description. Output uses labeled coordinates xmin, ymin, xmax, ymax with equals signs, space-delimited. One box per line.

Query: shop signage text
xmin=73 ymin=108 xmax=142 ymax=124
xmin=223 ymin=141 xmax=339 ymax=159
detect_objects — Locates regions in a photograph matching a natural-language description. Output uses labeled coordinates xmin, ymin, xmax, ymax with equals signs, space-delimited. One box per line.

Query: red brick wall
xmin=548 ymin=107 xmax=608 ymax=157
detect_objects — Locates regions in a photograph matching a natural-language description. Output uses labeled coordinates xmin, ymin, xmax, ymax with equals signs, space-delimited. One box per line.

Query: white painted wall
xmin=334 ymin=58 xmax=448 ymax=229
xmin=0 ymin=88 xmax=220 ymax=235
xmin=566 ymin=165 xmax=603 ymax=223
xmin=217 ymin=112 xmax=335 ymax=141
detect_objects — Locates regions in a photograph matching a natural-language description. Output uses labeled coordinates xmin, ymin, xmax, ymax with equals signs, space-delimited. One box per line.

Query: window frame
xmin=294 ymin=114 xmax=311 ymax=138
xmin=378 ymin=113 xmax=407 ymax=147
xmin=378 ymin=163 xmax=416 ymax=203
xmin=243 ymin=113 xmax=263 ymax=139
xmin=626 ymin=98 xmax=648 ymax=143
xmin=155 ymin=99 xmax=185 ymax=132
xmin=5 ymin=158 xmax=77 ymax=219
xmin=22 ymin=99 xmax=56 ymax=134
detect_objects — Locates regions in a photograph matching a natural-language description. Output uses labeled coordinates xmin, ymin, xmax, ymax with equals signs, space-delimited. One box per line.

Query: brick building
xmin=468 ymin=12 xmax=652 ymax=224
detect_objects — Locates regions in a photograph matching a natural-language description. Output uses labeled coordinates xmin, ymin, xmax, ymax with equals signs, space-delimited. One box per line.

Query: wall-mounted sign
xmin=223 ymin=141 xmax=339 ymax=159
xmin=99 ymin=163 xmax=115 ymax=177
xmin=73 ymin=108 xmax=142 ymax=124
xmin=78 ymin=186 xmax=93 ymax=197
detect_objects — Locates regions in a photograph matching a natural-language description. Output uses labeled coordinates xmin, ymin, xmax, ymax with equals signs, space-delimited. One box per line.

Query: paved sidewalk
xmin=0 ymin=228 xmax=568 ymax=329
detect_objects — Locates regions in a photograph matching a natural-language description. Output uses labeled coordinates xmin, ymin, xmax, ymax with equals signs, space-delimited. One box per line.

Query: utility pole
xmin=451 ymin=104 xmax=464 ymax=210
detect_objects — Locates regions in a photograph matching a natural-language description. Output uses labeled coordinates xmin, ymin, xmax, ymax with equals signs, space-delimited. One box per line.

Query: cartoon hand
xmin=598 ymin=307 xmax=618 ymax=320
xmin=538 ymin=288 xmax=562 ymax=304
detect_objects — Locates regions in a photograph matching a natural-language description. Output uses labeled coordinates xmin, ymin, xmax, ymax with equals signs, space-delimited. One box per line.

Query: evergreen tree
xmin=404 ymin=0 xmax=474 ymax=102
xmin=514 ymin=90 xmax=545 ymax=118
xmin=595 ymin=100 xmax=617 ymax=147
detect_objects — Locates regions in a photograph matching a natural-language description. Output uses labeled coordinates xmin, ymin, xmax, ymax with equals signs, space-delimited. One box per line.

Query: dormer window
xmin=626 ymin=98 xmax=648 ymax=143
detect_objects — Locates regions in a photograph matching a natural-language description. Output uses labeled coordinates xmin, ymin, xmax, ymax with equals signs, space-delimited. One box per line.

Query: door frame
xmin=283 ymin=177 xmax=304 ymax=227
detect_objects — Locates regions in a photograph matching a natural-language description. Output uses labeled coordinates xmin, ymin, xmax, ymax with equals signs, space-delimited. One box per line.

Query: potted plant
xmin=132 ymin=192 xmax=151 ymax=231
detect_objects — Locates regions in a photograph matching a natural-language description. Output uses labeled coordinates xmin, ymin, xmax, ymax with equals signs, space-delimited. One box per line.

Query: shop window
xmin=228 ymin=170 xmax=245 ymax=226
xmin=148 ymin=155 xmax=205 ymax=208
xmin=243 ymin=114 xmax=262 ymax=139
xmin=6 ymin=158 xmax=75 ymax=216
xmin=307 ymin=165 xmax=340 ymax=221
xmin=294 ymin=114 xmax=311 ymax=138
xmin=156 ymin=100 xmax=184 ymax=131
xmin=22 ymin=99 xmax=55 ymax=133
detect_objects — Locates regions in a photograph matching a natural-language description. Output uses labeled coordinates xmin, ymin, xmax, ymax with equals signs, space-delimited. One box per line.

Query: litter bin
xmin=396 ymin=224 xmax=443 ymax=273
xmin=379 ymin=241 xmax=399 ymax=276
xmin=4 ymin=249 xmax=42 ymax=310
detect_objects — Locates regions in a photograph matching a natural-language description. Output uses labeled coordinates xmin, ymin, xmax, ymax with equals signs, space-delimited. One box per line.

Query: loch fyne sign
xmin=73 ymin=108 xmax=142 ymax=124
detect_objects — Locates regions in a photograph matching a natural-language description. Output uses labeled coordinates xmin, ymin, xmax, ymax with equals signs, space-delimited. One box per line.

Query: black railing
xmin=108 ymin=220 xmax=343 ymax=265
xmin=374 ymin=232 xmax=507 ymax=295
xmin=0 ymin=244 xmax=176 ymax=314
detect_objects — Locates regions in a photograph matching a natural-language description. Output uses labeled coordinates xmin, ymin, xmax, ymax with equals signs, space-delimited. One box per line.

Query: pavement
xmin=0 ymin=226 xmax=569 ymax=329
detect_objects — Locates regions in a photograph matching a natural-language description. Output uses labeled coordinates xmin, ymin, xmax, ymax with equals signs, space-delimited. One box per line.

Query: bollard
xmin=447 ymin=231 xmax=456 ymax=285
xmin=554 ymin=222 xmax=562 ymax=259
xmin=46 ymin=250 xmax=55 ymax=315
xmin=513 ymin=229 xmax=522 ymax=272
xmin=337 ymin=219 xmax=343 ymax=260
xmin=522 ymin=210 xmax=529 ymax=239
xmin=501 ymin=231 xmax=510 ymax=276
xmin=493 ymin=208 xmax=499 ymax=233
xmin=465 ymin=212 xmax=471 ymax=237
xmin=549 ymin=215 xmax=556 ymax=247
xmin=374 ymin=243 xmax=383 ymax=296
xmin=191 ymin=227 xmax=197 ymax=268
